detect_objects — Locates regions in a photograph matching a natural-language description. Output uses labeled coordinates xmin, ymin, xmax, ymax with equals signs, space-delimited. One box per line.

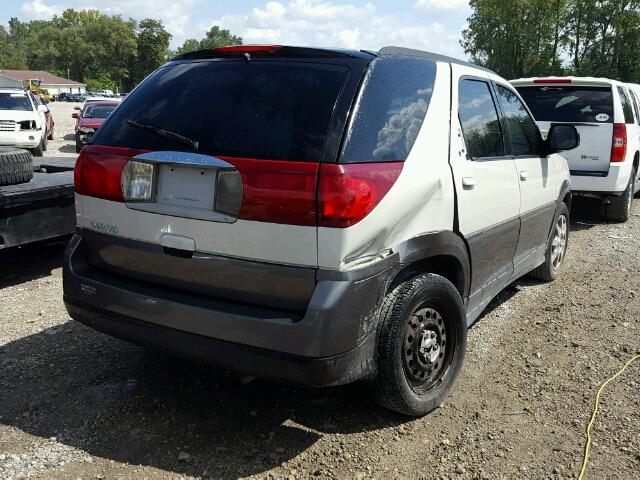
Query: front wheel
xmin=370 ymin=273 xmax=467 ymax=416
xmin=529 ymin=204 xmax=569 ymax=282
xmin=30 ymin=138 xmax=44 ymax=157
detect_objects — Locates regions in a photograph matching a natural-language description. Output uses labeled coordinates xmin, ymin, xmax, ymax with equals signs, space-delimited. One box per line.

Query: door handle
xmin=520 ymin=171 xmax=529 ymax=181
xmin=462 ymin=177 xmax=477 ymax=189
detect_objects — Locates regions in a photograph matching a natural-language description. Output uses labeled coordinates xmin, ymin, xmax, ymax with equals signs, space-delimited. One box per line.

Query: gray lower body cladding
xmin=63 ymin=231 xmax=395 ymax=386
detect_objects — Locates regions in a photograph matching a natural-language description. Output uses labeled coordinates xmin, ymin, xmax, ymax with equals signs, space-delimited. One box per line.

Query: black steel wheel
xmin=370 ymin=273 xmax=467 ymax=416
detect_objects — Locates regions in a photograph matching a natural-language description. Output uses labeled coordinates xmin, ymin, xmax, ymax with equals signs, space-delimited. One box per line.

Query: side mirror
xmin=71 ymin=113 xmax=79 ymax=119
xmin=546 ymin=124 xmax=580 ymax=153
xmin=74 ymin=106 xmax=81 ymax=110
xmin=37 ymin=104 xmax=48 ymax=112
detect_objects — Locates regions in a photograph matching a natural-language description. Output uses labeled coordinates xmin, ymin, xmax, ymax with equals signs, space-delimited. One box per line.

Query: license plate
xmin=156 ymin=165 xmax=215 ymax=212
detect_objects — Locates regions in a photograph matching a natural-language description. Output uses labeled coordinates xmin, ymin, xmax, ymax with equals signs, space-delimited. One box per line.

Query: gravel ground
xmin=1 ymin=196 xmax=639 ymax=479
xmin=45 ymin=101 xmax=83 ymax=157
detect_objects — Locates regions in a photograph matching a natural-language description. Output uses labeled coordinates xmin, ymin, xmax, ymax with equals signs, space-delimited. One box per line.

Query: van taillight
xmin=76 ymin=146 xmax=403 ymax=228
xmin=318 ymin=162 xmax=403 ymax=228
xmin=611 ymin=123 xmax=627 ymax=163
xmin=74 ymin=145 xmax=147 ymax=202
xmin=225 ymin=157 xmax=319 ymax=226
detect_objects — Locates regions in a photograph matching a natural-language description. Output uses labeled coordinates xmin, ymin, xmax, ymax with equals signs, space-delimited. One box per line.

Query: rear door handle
xmin=520 ymin=171 xmax=529 ymax=181
xmin=462 ymin=177 xmax=477 ymax=189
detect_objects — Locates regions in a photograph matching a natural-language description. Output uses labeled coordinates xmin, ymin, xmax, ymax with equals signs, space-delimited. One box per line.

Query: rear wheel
xmin=529 ymin=204 xmax=569 ymax=282
xmin=370 ymin=273 xmax=467 ymax=416
xmin=0 ymin=147 xmax=33 ymax=186
xmin=605 ymin=170 xmax=635 ymax=222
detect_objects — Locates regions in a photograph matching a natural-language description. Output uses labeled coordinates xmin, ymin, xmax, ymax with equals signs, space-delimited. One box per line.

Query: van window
xmin=629 ymin=89 xmax=640 ymax=123
xmin=617 ymin=86 xmax=635 ymax=124
xmin=495 ymin=85 xmax=540 ymax=156
xmin=340 ymin=57 xmax=436 ymax=163
xmin=92 ymin=60 xmax=349 ymax=163
xmin=458 ymin=79 xmax=505 ymax=159
xmin=516 ymin=85 xmax=613 ymax=123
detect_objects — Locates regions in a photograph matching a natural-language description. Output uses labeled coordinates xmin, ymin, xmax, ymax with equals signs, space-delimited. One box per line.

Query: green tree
xmin=462 ymin=0 xmax=567 ymax=79
xmin=0 ymin=25 xmax=28 ymax=69
xmin=173 ymin=26 xmax=242 ymax=57
xmin=131 ymin=19 xmax=171 ymax=86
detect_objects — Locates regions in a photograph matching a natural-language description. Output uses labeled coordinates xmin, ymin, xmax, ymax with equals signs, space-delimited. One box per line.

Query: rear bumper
xmin=63 ymin=232 xmax=397 ymax=386
xmin=570 ymin=163 xmax=633 ymax=195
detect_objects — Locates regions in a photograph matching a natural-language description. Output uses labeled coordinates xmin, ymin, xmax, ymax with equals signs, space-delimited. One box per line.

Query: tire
xmin=0 ymin=147 xmax=34 ymax=186
xmin=30 ymin=138 xmax=44 ymax=157
xmin=75 ymin=134 xmax=82 ymax=153
xmin=42 ymin=135 xmax=48 ymax=152
xmin=370 ymin=273 xmax=467 ymax=416
xmin=605 ymin=170 xmax=635 ymax=222
xmin=529 ymin=203 xmax=569 ymax=282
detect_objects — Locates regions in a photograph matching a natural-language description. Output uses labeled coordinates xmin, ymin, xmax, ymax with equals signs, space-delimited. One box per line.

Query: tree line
xmin=0 ymin=9 xmax=242 ymax=92
xmin=462 ymin=0 xmax=640 ymax=81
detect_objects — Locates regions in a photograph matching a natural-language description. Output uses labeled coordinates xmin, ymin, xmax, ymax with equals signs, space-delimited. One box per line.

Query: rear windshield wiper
xmin=126 ymin=119 xmax=199 ymax=151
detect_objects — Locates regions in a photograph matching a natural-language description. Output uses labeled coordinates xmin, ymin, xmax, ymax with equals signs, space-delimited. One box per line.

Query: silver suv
xmin=64 ymin=46 xmax=577 ymax=415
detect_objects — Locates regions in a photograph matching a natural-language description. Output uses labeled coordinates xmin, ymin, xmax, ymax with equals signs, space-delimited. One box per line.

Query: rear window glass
xmin=340 ymin=57 xmax=436 ymax=163
xmin=0 ymin=92 xmax=32 ymax=111
xmin=516 ymin=86 xmax=613 ymax=123
xmin=617 ymin=86 xmax=635 ymax=124
xmin=92 ymin=60 xmax=349 ymax=162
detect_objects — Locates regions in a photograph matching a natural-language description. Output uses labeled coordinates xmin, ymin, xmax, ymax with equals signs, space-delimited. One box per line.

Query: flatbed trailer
xmin=0 ymin=157 xmax=75 ymax=249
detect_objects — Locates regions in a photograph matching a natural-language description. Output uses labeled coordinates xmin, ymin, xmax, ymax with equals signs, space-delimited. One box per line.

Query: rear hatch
xmin=75 ymin=46 xmax=372 ymax=311
xmin=515 ymin=82 xmax=614 ymax=174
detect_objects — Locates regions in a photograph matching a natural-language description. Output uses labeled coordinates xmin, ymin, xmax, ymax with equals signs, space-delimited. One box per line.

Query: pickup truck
xmin=0 ymin=147 xmax=75 ymax=249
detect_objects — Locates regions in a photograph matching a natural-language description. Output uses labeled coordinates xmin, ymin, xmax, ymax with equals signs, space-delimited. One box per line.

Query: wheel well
xmin=390 ymin=255 xmax=466 ymax=297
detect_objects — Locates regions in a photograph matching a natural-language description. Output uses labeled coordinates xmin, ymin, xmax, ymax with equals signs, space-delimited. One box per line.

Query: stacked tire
xmin=0 ymin=147 xmax=34 ymax=187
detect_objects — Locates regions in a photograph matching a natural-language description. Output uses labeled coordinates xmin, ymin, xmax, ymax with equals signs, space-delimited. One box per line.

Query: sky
xmin=1 ymin=0 xmax=471 ymax=59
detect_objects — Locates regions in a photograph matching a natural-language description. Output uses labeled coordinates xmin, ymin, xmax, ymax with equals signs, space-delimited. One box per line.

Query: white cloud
xmin=415 ymin=0 xmax=469 ymax=11
xmin=212 ymin=0 xmax=467 ymax=58
xmin=21 ymin=0 xmax=63 ymax=19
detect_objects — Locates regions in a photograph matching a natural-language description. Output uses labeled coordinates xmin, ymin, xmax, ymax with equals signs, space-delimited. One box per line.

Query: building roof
xmin=0 ymin=70 xmax=85 ymax=86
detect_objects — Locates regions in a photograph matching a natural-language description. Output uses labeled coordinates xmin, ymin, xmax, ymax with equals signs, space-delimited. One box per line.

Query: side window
xmin=495 ymin=84 xmax=541 ymax=156
xmin=341 ymin=57 xmax=436 ymax=163
xmin=630 ymin=90 xmax=640 ymax=124
xmin=458 ymin=79 xmax=505 ymax=159
xmin=617 ymin=86 xmax=634 ymax=124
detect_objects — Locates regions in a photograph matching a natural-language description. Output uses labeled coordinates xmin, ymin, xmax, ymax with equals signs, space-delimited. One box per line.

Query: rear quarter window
xmin=516 ymin=85 xmax=613 ymax=123
xmin=339 ymin=57 xmax=436 ymax=163
xmin=617 ymin=86 xmax=635 ymax=124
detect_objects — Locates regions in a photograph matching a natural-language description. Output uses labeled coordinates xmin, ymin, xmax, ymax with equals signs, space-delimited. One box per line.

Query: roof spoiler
xmin=173 ymin=45 xmax=376 ymax=61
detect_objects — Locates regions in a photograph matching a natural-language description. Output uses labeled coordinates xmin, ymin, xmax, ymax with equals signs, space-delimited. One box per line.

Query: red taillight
xmin=611 ymin=123 xmax=627 ymax=163
xmin=223 ymin=157 xmax=319 ymax=226
xmin=318 ymin=162 xmax=403 ymax=228
xmin=210 ymin=45 xmax=282 ymax=54
xmin=75 ymin=145 xmax=147 ymax=202
xmin=533 ymin=78 xmax=572 ymax=84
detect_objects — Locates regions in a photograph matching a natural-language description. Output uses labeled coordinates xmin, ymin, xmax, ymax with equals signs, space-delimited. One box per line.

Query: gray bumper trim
xmin=63 ymin=232 xmax=396 ymax=358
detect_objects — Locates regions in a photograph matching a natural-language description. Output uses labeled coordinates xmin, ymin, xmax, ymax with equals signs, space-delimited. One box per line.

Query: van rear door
xmin=516 ymin=83 xmax=614 ymax=174
xmin=75 ymin=49 xmax=371 ymax=310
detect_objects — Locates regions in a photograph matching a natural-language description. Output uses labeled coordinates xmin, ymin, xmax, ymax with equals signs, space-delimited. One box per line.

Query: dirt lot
xmin=45 ymin=101 xmax=84 ymax=157
xmin=1 ymin=194 xmax=639 ymax=478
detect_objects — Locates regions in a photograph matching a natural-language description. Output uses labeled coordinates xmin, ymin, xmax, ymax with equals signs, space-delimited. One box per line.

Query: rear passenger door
xmin=449 ymin=66 xmax=521 ymax=318
xmin=494 ymin=83 xmax=557 ymax=275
